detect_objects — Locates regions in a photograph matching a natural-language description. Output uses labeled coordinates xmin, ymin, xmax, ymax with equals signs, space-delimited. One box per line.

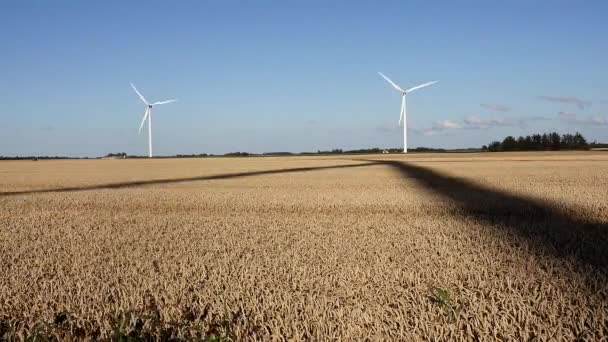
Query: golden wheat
xmin=1 ymin=152 xmax=607 ymax=340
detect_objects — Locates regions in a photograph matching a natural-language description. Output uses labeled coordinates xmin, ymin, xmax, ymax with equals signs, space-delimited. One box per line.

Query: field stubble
xmin=1 ymin=152 xmax=607 ymax=340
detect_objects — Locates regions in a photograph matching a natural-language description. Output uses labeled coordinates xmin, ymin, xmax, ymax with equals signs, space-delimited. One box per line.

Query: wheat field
xmin=1 ymin=152 xmax=607 ymax=340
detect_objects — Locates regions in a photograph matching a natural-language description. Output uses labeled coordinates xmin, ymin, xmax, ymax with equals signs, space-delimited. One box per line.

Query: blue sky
xmin=1 ymin=0 xmax=607 ymax=156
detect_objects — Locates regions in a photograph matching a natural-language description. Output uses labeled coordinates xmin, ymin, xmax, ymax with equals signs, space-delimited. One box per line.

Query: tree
xmin=541 ymin=133 xmax=551 ymax=150
xmin=516 ymin=136 xmax=526 ymax=151
xmin=532 ymin=134 xmax=542 ymax=150
xmin=521 ymin=136 xmax=529 ymax=150
xmin=105 ymin=152 xmax=127 ymax=158
xmin=573 ymin=132 xmax=589 ymax=150
xmin=502 ymin=136 xmax=517 ymax=151
xmin=550 ymin=132 xmax=561 ymax=150
xmin=488 ymin=141 xmax=502 ymax=152
xmin=485 ymin=132 xmax=590 ymax=152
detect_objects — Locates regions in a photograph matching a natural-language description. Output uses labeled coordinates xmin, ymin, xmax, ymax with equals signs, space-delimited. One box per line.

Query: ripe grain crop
xmin=1 ymin=152 xmax=607 ymax=340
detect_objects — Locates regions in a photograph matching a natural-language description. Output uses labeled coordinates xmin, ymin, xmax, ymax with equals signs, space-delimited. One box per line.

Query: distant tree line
xmin=174 ymin=153 xmax=210 ymax=158
xmin=483 ymin=132 xmax=589 ymax=152
xmin=314 ymin=147 xmax=452 ymax=154
xmin=0 ymin=147 xmax=462 ymax=160
xmin=262 ymin=152 xmax=295 ymax=156
xmin=224 ymin=152 xmax=251 ymax=157
xmin=4 ymin=136 xmax=603 ymax=160
xmin=407 ymin=147 xmax=447 ymax=153
xmin=0 ymin=156 xmax=79 ymax=160
xmin=590 ymin=141 xmax=608 ymax=149
xmin=104 ymin=153 xmax=127 ymax=158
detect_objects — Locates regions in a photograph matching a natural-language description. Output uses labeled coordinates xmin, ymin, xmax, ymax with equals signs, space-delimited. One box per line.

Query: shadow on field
xmin=362 ymin=159 xmax=608 ymax=279
xmin=0 ymin=162 xmax=374 ymax=197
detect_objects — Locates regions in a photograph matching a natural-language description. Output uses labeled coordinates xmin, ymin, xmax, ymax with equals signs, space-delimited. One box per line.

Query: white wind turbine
xmin=378 ymin=72 xmax=437 ymax=153
xmin=131 ymin=83 xmax=177 ymax=158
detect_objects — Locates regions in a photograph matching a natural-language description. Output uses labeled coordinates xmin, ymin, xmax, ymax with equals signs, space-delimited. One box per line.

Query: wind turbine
xmin=131 ymin=83 xmax=177 ymax=158
xmin=378 ymin=72 xmax=437 ymax=153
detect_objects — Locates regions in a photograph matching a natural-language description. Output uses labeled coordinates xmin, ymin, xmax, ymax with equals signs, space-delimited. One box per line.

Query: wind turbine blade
xmin=138 ymin=108 xmax=149 ymax=134
xmin=378 ymin=72 xmax=404 ymax=93
xmin=406 ymin=80 xmax=438 ymax=93
xmin=399 ymin=95 xmax=405 ymax=125
xmin=130 ymin=83 xmax=149 ymax=105
xmin=151 ymin=99 xmax=178 ymax=105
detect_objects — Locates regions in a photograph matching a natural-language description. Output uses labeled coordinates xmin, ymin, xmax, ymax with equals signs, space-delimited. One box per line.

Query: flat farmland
xmin=1 ymin=152 xmax=608 ymax=340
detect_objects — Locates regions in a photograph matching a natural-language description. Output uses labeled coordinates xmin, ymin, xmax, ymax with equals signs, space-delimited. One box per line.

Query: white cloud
xmin=558 ymin=111 xmax=577 ymax=120
xmin=559 ymin=111 xmax=608 ymax=125
xmin=376 ymin=122 xmax=400 ymax=133
xmin=421 ymin=129 xmax=442 ymax=136
xmin=480 ymin=103 xmax=511 ymax=112
xmin=462 ymin=116 xmax=515 ymax=129
xmin=414 ymin=114 xmax=553 ymax=136
xmin=415 ymin=120 xmax=465 ymax=136
xmin=433 ymin=120 xmax=462 ymax=130
xmin=540 ymin=96 xmax=590 ymax=110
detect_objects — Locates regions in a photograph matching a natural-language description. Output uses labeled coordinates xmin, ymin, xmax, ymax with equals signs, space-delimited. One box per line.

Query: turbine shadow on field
xmin=0 ymin=162 xmax=374 ymax=197
xmin=364 ymin=159 xmax=608 ymax=279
